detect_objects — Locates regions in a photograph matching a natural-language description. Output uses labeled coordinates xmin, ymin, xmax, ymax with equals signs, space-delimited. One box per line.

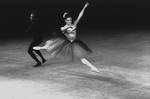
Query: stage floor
xmin=0 ymin=30 xmax=150 ymax=99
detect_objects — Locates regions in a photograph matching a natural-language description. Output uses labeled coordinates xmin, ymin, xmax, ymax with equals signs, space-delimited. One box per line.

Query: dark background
xmin=0 ymin=0 xmax=150 ymax=38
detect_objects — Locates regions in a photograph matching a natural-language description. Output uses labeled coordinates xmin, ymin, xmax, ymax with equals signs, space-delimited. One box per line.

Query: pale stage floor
xmin=0 ymin=30 xmax=150 ymax=99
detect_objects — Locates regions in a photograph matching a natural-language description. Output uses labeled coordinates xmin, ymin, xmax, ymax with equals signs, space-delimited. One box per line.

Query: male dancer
xmin=25 ymin=12 xmax=46 ymax=67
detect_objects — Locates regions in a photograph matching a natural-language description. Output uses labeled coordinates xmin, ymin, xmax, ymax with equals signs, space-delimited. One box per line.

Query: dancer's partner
xmin=24 ymin=12 xmax=46 ymax=67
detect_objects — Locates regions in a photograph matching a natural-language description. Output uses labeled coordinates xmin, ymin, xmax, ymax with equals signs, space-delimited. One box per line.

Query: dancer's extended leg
xmin=81 ymin=58 xmax=99 ymax=73
xmin=33 ymin=45 xmax=48 ymax=50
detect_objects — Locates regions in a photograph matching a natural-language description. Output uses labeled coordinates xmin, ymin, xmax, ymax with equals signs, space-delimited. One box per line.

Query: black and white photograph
xmin=0 ymin=0 xmax=150 ymax=99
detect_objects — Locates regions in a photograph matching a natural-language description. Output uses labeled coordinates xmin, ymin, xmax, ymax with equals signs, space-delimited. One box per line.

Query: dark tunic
xmin=29 ymin=21 xmax=43 ymax=40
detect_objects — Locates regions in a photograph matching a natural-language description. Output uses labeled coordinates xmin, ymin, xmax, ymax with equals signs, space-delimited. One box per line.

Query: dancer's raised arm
xmin=74 ymin=2 xmax=89 ymax=26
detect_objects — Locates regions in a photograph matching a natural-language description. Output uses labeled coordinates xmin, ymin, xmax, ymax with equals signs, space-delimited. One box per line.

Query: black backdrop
xmin=0 ymin=0 xmax=150 ymax=38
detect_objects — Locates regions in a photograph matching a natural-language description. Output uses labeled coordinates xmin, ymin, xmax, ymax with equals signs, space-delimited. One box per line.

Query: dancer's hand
xmin=84 ymin=2 xmax=89 ymax=8
xmin=63 ymin=25 xmax=72 ymax=31
xmin=24 ymin=31 xmax=29 ymax=35
xmin=24 ymin=29 xmax=30 ymax=35
xmin=24 ymin=32 xmax=27 ymax=35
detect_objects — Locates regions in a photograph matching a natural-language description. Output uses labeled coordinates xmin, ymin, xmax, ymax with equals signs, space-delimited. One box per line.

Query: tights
xmin=28 ymin=38 xmax=45 ymax=64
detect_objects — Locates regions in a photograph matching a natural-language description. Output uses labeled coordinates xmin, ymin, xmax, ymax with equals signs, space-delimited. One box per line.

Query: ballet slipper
xmin=33 ymin=62 xmax=42 ymax=67
xmin=91 ymin=67 xmax=100 ymax=73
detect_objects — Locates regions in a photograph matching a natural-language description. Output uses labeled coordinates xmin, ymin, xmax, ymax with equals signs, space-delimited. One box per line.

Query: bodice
xmin=64 ymin=26 xmax=76 ymax=42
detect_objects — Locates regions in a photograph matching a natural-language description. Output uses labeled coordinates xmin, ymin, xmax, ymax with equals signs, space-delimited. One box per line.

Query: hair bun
xmin=63 ymin=12 xmax=68 ymax=18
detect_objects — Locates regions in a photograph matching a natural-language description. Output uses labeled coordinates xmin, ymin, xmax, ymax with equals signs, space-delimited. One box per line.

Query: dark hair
xmin=31 ymin=12 xmax=38 ymax=18
xmin=63 ymin=12 xmax=72 ymax=20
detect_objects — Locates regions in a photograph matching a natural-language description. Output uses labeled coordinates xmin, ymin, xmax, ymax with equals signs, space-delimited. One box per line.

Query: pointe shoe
xmin=33 ymin=46 xmax=41 ymax=50
xmin=91 ymin=67 xmax=100 ymax=73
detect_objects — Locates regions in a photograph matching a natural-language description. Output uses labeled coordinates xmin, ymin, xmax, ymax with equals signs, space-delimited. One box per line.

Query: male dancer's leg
xmin=34 ymin=50 xmax=46 ymax=63
xmin=28 ymin=41 xmax=42 ymax=66
xmin=33 ymin=39 xmax=46 ymax=64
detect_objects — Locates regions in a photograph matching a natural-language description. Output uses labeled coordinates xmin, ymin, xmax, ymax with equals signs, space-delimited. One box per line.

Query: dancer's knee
xmin=28 ymin=49 xmax=33 ymax=54
xmin=81 ymin=58 xmax=86 ymax=64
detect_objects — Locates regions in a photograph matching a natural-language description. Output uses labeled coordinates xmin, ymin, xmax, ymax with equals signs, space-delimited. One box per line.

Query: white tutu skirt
xmin=44 ymin=37 xmax=93 ymax=61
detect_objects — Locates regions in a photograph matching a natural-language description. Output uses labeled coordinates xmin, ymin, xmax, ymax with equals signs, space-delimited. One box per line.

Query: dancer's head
xmin=63 ymin=12 xmax=72 ymax=25
xmin=30 ymin=12 xmax=38 ymax=22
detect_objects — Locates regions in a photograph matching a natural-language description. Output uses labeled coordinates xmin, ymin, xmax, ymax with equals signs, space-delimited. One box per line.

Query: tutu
xmin=44 ymin=36 xmax=93 ymax=61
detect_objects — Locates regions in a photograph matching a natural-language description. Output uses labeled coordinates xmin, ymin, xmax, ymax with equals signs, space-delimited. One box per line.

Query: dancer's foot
xmin=42 ymin=59 xmax=46 ymax=64
xmin=33 ymin=62 xmax=42 ymax=67
xmin=91 ymin=67 xmax=100 ymax=73
xmin=33 ymin=46 xmax=41 ymax=50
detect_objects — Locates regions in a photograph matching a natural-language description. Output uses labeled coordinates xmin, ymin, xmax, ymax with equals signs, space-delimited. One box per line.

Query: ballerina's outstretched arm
xmin=73 ymin=2 xmax=89 ymax=26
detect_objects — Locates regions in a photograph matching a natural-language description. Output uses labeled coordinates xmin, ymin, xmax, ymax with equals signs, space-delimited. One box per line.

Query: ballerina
xmin=33 ymin=2 xmax=99 ymax=73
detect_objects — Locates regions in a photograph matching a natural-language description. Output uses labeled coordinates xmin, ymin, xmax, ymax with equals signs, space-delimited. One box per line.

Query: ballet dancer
xmin=33 ymin=2 xmax=99 ymax=73
xmin=24 ymin=12 xmax=46 ymax=67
